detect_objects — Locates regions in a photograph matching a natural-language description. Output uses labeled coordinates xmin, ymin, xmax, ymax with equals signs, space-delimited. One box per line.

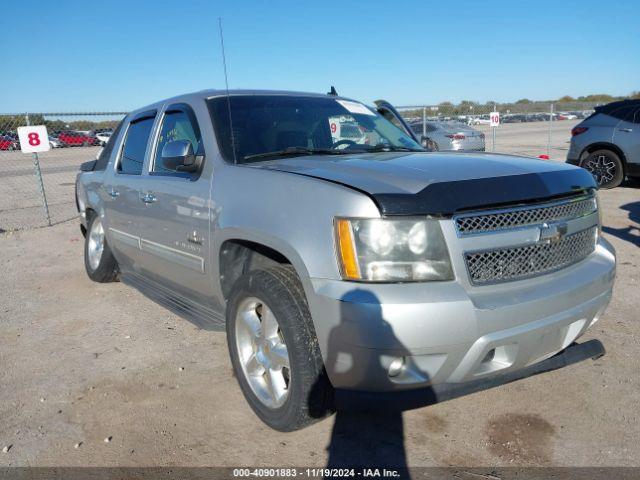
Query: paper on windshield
xmin=336 ymin=100 xmax=376 ymax=116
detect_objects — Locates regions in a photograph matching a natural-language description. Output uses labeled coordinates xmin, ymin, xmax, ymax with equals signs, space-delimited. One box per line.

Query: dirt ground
xmin=0 ymin=183 xmax=638 ymax=469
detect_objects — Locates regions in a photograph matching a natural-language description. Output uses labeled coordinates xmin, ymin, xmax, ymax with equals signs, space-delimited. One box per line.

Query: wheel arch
xmin=216 ymin=230 xmax=313 ymax=302
xmin=580 ymin=142 xmax=628 ymax=173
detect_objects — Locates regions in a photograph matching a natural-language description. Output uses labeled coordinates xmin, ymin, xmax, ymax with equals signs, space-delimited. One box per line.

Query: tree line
xmin=0 ymin=114 xmax=121 ymax=134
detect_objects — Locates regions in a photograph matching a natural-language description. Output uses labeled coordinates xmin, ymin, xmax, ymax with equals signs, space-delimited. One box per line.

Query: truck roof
xmin=127 ymin=89 xmax=350 ymax=118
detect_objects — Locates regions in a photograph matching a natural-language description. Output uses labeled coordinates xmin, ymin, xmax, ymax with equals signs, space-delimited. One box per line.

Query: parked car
xmin=49 ymin=136 xmax=64 ymax=148
xmin=567 ymin=99 xmax=640 ymax=188
xmin=410 ymin=120 xmax=485 ymax=151
xmin=0 ymin=135 xmax=18 ymax=150
xmin=58 ymin=130 xmax=99 ymax=147
xmin=469 ymin=115 xmax=491 ymax=125
xmin=76 ymin=89 xmax=614 ymax=431
xmin=96 ymin=131 xmax=112 ymax=146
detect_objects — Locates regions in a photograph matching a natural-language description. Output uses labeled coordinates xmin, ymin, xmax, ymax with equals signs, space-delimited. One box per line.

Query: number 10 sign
xmin=17 ymin=125 xmax=50 ymax=153
xmin=489 ymin=112 xmax=500 ymax=128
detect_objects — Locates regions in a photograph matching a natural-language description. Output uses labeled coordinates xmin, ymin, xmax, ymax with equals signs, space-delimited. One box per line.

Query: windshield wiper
xmin=365 ymin=144 xmax=423 ymax=152
xmin=242 ymin=147 xmax=346 ymax=162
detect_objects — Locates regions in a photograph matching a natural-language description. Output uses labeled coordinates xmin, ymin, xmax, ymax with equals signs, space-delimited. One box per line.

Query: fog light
xmin=388 ymin=357 xmax=405 ymax=377
xmin=481 ymin=349 xmax=495 ymax=364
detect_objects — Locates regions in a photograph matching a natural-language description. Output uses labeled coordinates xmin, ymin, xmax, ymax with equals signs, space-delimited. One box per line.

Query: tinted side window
xmin=119 ymin=116 xmax=155 ymax=175
xmin=153 ymin=108 xmax=202 ymax=174
xmin=94 ymin=120 xmax=125 ymax=171
xmin=605 ymin=105 xmax=640 ymax=122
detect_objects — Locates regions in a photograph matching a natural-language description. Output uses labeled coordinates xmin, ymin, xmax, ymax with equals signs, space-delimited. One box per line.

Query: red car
xmin=57 ymin=130 xmax=99 ymax=147
xmin=0 ymin=135 xmax=18 ymax=150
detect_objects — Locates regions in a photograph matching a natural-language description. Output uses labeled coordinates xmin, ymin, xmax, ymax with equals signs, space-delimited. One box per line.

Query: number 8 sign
xmin=17 ymin=125 xmax=50 ymax=153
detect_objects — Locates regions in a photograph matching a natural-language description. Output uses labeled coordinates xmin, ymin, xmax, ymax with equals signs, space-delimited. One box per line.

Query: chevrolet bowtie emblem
xmin=187 ymin=230 xmax=203 ymax=245
xmin=539 ymin=221 xmax=568 ymax=244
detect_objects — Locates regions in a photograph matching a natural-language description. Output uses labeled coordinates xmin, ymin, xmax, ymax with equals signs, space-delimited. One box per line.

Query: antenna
xmin=218 ymin=17 xmax=237 ymax=164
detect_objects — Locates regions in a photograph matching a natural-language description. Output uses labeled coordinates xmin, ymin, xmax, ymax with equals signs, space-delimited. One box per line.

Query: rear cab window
xmin=118 ymin=112 xmax=156 ymax=175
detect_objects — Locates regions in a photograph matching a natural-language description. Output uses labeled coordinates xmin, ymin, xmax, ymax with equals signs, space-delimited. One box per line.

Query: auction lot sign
xmin=490 ymin=111 xmax=500 ymax=127
xmin=17 ymin=125 xmax=50 ymax=153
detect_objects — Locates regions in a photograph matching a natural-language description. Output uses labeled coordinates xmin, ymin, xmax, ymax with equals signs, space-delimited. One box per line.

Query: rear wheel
xmin=226 ymin=265 xmax=334 ymax=431
xmin=84 ymin=214 xmax=119 ymax=282
xmin=581 ymin=149 xmax=624 ymax=189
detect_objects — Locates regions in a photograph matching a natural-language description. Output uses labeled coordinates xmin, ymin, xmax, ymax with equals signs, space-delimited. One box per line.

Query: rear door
xmin=134 ymin=102 xmax=212 ymax=302
xmin=611 ymin=106 xmax=640 ymax=167
xmin=101 ymin=111 xmax=156 ymax=273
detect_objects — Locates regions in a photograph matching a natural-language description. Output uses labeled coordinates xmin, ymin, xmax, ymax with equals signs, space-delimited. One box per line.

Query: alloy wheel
xmin=235 ymin=297 xmax=291 ymax=409
xmin=584 ymin=154 xmax=616 ymax=186
xmin=87 ymin=217 xmax=105 ymax=271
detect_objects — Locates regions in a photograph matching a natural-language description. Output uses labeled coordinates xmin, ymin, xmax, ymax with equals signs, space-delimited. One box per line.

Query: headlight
xmin=334 ymin=217 xmax=454 ymax=282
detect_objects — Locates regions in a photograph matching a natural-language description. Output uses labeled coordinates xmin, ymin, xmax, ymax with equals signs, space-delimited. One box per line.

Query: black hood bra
xmin=259 ymin=153 xmax=597 ymax=216
xmin=372 ymin=168 xmax=597 ymax=216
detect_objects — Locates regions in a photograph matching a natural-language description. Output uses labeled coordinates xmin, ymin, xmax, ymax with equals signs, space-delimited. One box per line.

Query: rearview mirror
xmin=161 ymin=140 xmax=200 ymax=173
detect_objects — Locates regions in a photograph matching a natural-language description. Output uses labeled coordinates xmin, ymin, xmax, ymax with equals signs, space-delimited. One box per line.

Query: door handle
xmin=139 ymin=192 xmax=157 ymax=204
xmin=618 ymin=128 xmax=633 ymax=133
xmin=105 ymin=187 xmax=119 ymax=198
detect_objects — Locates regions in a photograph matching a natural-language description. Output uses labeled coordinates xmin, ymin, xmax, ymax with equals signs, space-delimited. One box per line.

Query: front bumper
xmin=306 ymin=238 xmax=615 ymax=391
xmin=334 ymin=339 xmax=605 ymax=410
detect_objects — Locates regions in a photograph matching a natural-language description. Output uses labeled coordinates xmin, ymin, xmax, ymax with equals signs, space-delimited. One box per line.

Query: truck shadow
xmin=310 ymin=289 xmax=435 ymax=477
xmin=602 ymin=201 xmax=640 ymax=247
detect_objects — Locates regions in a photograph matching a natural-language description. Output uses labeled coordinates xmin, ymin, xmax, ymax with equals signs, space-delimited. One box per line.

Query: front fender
xmin=211 ymin=226 xmax=314 ymax=301
xmin=209 ymin=164 xmax=380 ymax=304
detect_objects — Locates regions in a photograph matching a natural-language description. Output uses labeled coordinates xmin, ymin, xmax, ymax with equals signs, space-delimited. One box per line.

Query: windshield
xmin=207 ymin=95 xmax=422 ymax=164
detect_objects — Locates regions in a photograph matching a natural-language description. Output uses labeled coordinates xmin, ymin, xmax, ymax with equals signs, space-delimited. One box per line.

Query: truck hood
xmin=253 ymin=151 xmax=596 ymax=215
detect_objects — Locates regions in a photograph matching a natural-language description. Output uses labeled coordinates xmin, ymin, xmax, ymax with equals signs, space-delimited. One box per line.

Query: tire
xmin=84 ymin=214 xmax=119 ymax=283
xmin=581 ymin=149 xmax=624 ymax=189
xmin=226 ymin=265 xmax=334 ymax=431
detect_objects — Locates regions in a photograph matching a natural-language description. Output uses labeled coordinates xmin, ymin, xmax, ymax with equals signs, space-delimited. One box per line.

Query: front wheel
xmin=226 ymin=265 xmax=334 ymax=431
xmin=84 ymin=214 xmax=119 ymax=282
xmin=581 ymin=149 xmax=624 ymax=189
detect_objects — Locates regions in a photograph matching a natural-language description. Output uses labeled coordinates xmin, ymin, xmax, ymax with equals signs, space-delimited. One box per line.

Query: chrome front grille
xmin=455 ymin=195 xmax=597 ymax=235
xmin=465 ymin=226 xmax=597 ymax=285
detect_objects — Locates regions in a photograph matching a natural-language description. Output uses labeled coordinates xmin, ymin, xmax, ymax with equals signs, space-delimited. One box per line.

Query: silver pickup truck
xmin=76 ymin=90 xmax=616 ymax=431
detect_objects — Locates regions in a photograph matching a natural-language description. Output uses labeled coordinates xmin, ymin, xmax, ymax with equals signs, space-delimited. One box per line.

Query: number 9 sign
xmin=17 ymin=125 xmax=50 ymax=153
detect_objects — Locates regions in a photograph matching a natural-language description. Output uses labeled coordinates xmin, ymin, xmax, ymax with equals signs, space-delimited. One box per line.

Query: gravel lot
xmin=0 ymin=178 xmax=638 ymax=468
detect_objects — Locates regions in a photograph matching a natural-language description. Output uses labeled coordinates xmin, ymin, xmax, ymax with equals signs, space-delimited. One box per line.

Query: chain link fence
xmin=0 ymin=112 xmax=127 ymax=232
xmin=396 ymin=101 xmax=600 ymax=158
xmin=0 ymin=102 xmax=601 ymax=232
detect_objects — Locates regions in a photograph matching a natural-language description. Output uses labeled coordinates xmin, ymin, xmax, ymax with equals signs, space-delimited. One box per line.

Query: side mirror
xmin=161 ymin=139 xmax=201 ymax=173
xmin=80 ymin=160 xmax=97 ymax=172
xmin=421 ymin=136 xmax=437 ymax=151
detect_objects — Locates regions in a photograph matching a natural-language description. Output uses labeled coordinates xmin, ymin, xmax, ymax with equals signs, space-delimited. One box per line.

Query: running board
xmin=121 ymin=272 xmax=225 ymax=331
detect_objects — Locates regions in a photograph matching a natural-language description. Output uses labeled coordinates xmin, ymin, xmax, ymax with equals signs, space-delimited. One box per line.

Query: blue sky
xmin=1 ymin=0 xmax=638 ymax=112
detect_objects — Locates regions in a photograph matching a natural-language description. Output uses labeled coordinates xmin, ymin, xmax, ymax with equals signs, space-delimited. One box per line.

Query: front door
xmin=612 ymin=106 xmax=640 ymax=166
xmin=374 ymin=100 xmax=422 ymax=144
xmin=134 ymin=103 xmax=212 ymax=303
xmin=101 ymin=112 xmax=157 ymax=273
